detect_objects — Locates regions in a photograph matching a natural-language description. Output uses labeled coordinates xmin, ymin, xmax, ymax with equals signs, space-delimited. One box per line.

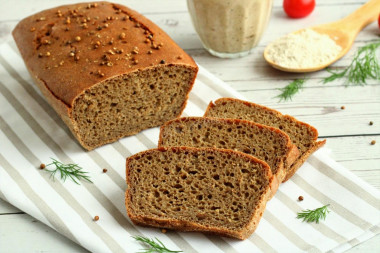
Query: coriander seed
xmin=371 ymin=140 xmax=376 ymax=145
xmin=40 ymin=163 xmax=46 ymax=169
xmin=103 ymin=168 xmax=108 ymax=173
xmin=93 ymin=215 xmax=99 ymax=221
xmin=298 ymin=196 xmax=304 ymax=201
xmin=369 ymin=121 xmax=373 ymax=125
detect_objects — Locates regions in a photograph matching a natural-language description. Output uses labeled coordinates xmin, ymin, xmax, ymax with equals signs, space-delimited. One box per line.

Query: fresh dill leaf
xmin=297 ymin=204 xmax=330 ymax=224
xmin=44 ymin=158 xmax=93 ymax=185
xmin=275 ymin=78 xmax=306 ymax=101
xmin=323 ymin=41 xmax=380 ymax=85
xmin=133 ymin=236 xmax=182 ymax=253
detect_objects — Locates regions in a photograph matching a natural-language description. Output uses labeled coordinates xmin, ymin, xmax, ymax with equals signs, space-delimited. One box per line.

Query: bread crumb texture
xmin=72 ymin=65 xmax=194 ymax=148
xmin=126 ymin=147 xmax=272 ymax=239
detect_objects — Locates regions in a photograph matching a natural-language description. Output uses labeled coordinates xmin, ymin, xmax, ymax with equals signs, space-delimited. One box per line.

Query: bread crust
xmin=204 ymin=98 xmax=326 ymax=181
xmin=125 ymin=146 xmax=274 ymax=240
xmin=158 ymin=116 xmax=300 ymax=185
xmin=283 ymin=140 xmax=326 ymax=182
xmin=12 ymin=2 xmax=198 ymax=150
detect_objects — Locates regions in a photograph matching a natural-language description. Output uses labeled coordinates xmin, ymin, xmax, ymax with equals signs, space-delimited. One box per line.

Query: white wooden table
xmin=0 ymin=0 xmax=379 ymax=252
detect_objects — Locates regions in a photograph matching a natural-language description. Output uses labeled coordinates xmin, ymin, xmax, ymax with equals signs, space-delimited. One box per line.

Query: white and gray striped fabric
xmin=0 ymin=41 xmax=379 ymax=253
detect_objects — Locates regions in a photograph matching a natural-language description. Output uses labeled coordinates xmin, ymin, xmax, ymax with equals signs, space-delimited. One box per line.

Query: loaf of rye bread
xmin=158 ymin=117 xmax=299 ymax=184
xmin=204 ymin=98 xmax=326 ymax=181
xmin=12 ymin=2 xmax=198 ymax=150
xmin=125 ymin=147 xmax=275 ymax=240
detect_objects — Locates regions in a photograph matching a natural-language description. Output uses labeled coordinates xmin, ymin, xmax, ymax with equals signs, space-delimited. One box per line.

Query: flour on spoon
xmin=266 ymin=29 xmax=342 ymax=69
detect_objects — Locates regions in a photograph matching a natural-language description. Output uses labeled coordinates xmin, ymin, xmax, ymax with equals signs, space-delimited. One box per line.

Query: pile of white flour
xmin=265 ymin=29 xmax=342 ymax=69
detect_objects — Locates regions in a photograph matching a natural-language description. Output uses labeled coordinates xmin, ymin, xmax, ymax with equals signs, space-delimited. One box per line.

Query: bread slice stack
xmin=125 ymin=97 xmax=325 ymax=239
xmin=204 ymin=98 xmax=326 ymax=181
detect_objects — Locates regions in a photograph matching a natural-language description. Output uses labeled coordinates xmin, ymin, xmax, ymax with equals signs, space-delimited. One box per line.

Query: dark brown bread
xmin=158 ymin=117 xmax=299 ymax=184
xmin=204 ymin=98 xmax=326 ymax=181
xmin=12 ymin=2 xmax=198 ymax=150
xmin=125 ymin=147 xmax=275 ymax=240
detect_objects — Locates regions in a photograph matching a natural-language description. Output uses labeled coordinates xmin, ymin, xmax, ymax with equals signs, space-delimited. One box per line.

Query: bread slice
xmin=125 ymin=147 xmax=275 ymax=240
xmin=158 ymin=117 xmax=299 ymax=184
xmin=204 ymin=98 xmax=326 ymax=181
xmin=12 ymin=2 xmax=198 ymax=150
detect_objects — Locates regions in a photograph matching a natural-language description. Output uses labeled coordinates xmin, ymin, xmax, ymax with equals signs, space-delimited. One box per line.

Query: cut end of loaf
xmin=125 ymin=147 xmax=272 ymax=239
xmin=71 ymin=65 xmax=196 ymax=150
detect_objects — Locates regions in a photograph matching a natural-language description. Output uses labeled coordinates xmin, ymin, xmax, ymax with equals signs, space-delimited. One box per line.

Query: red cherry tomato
xmin=378 ymin=14 xmax=380 ymax=29
xmin=283 ymin=0 xmax=316 ymax=18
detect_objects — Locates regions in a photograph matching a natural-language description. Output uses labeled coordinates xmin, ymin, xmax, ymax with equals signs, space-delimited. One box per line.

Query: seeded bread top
xmin=12 ymin=1 xmax=197 ymax=106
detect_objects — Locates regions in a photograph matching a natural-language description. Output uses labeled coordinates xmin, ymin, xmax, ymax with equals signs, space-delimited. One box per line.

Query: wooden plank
xmin=1 ymin=4 xmax=378 ymax=51
xmin=324 ymin=135 xmax=380 ymax=190
xmin=0 ymin=0 xmax=367 ymax=21
xmin=0 ymin=0 xmax=188 ymax=21
xmin=0 ymin=213 xmax=88 ymax=252
xmin=342 ymin=167 xmax=380 ymax=190
xmin=237 ymin=84 xmax=380 ymax=137
xmin=325 ymin=136 xmax=380 ymax=163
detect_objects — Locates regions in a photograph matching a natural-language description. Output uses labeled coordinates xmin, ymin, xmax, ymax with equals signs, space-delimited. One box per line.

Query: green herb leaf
xmin=297 ymin=204 xmax=330 ymax=224
xmin=275 ymin=78 xmax=306 ymax=102
xmin=323 ymin=41 xmax=380 ymax=85
xmin=44 ymin=158 xmax=92 ymax=185
xmin=132 ymin=236 xmax=182 ymax=253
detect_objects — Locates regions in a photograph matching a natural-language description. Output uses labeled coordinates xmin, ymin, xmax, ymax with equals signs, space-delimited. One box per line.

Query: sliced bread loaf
xmin=158 ymin=117 xmax=299 ymax=184
xmin=125 ymin=147 xmax=275 ymax=240
xmin=13 ymin=2 xmax=198 ymax=150
xmin=204 ymin=98 xmax=326 ymax=181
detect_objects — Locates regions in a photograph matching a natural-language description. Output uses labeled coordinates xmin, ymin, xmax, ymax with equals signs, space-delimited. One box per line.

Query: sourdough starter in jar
xmin=187 ymin=0 xmax=273 ymax=58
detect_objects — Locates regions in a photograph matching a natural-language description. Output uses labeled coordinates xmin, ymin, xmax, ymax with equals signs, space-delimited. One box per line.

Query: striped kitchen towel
xmin=0 ymin=41 xmax=379 ymax=253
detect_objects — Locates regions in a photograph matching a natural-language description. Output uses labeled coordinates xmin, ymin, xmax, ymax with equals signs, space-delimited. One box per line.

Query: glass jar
xmin=187 ymin=0 xmax=273 ymax=58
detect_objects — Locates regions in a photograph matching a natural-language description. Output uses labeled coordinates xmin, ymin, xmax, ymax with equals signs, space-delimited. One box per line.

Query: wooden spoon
xmin=264 ymin=0 xmax=380 ymax=73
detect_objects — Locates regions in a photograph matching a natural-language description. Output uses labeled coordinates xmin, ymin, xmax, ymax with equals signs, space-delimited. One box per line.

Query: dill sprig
xmin=323 ymin=41 xmax=380 ymax=85
xmin=275 ymin=78 xmax=306 ymax=101
xmin=44 ymin=158 xmax=93 ymax=185
xmin=297 ymin=204 xmax=330 ymax=224
xmin=132 ymin=236 xmax=182 ymax=253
